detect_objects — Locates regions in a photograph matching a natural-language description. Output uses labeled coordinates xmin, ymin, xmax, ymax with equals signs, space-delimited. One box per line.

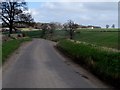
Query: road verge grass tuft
xmin=2 ymin=37 xmax=32 ymax=64
xmin=57 ymin=40 xmax=120 ymax=88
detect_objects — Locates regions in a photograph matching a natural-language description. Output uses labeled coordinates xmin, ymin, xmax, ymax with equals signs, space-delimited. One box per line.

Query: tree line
xmin=39 ymin=20 xmax=79 ymax=40
xmin=106 ymin=24 xmax=115 ymax=29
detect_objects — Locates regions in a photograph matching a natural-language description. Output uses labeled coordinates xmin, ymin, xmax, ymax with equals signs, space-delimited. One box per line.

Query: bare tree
xmin=64 ymin=20 xmax=79 ymax=39
xmin=16 ymin=13 xmax=34 ymax=27
xmin=112 ymin=24 xmax=115 ymax=28
xmin=41 ymin=23 xmax=50 ymax=38
xmin=0 ymin=0 xmax=30 ymax=36
xmin=106 ymin=25 xmax=109 ymax=29
xmin=49 ymin=22 xmax=57 ymax=38
xmin=63 ymin=23 xmax=69 ymax=31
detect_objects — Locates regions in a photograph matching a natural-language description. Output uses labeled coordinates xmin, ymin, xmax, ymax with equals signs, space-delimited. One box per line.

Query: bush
xmin=22 ymin=33 xmax=26 ymax=37
xmin=17 ymin=34 xmax=21 ymax=37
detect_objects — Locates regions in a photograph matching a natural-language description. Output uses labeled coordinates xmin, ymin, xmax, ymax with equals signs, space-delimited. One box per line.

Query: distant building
xmin=79 ymin=25 xmax=88 ymax=28
xmin=88 ymin=25 xmax=101 ymax=29
xmin=79 ymin=25 xmax=101 ymax=29
xmin=87 ymin=26 xmax=94 ymax=29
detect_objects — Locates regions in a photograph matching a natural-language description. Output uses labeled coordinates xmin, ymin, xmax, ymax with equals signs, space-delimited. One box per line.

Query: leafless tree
xmin=106 ymin=25 xmax=109 ymax=29
xmin=49 ymin=22 xmax=57 ymax=38
xmin=112 ymin=24 xmax=115 ymax=28
xmin=0 ymin=0 xmax=33 ymax=36
xmin=16 ymin=13 xmax=34 ymax=27
xmin=41 ymin=23 xmax=50 ymax=38
xmin=64 ymin=20 xmax=79 ymax=39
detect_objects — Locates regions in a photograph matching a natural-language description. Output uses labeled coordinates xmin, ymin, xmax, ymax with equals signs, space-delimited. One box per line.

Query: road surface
xmin=2 ymin=39 xmax=108 ymax=88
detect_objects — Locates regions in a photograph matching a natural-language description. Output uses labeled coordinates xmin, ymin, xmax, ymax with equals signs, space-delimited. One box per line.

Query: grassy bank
xmin=57 ymin=40 xmax=120 ymax=87
xmin=2 ymin=38 xmax=32 ymax=64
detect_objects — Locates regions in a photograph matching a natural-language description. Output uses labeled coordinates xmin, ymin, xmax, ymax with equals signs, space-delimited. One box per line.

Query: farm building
xmin=79 ymin=25 xmax=101 ymax=29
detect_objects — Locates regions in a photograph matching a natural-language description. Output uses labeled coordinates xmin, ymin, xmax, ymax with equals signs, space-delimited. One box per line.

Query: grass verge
xmin=2 ymin=37 xmax=32 ymax=64
xmin=57 ymin=40 xmax=120 ymax=88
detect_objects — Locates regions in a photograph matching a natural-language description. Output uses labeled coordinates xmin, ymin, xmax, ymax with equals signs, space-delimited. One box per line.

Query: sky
xmin=26 ymin=0 xmax=118 ymax=28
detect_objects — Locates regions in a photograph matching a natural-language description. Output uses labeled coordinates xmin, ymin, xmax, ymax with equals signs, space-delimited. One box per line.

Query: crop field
xmin=55 ymin=29 xmax=119 ymax=49
xmin=22 ymin=28 xmax=119 ymax=49
xmin=23 ymin=30 xmax=42 ymax=38
xmin=74 ymin=31 xmax=118 ymax=49
xmin=77 ymin=28 xmax=118 ymax=32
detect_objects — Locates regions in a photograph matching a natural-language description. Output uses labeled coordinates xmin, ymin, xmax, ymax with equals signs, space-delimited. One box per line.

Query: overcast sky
xmin=27 ymin=1 xmax=118 ymax=28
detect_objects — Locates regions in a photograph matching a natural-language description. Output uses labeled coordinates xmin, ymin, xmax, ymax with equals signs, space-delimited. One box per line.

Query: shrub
xmin=22 ymin=33 xmax=26 ymax=37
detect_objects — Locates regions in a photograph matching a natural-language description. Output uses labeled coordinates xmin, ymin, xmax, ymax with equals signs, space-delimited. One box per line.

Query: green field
xmin=23 ymin=29 xmax=119 ymax=49
xmin=23 ymin=30 xmax=42 ymax=38
xmin=77 ymin=28 xmax=118 ymax=32
xmin=74 ymin=31 xmax=118 ymax=49
xmin=55 ymin=29 xmax=118 ymax=49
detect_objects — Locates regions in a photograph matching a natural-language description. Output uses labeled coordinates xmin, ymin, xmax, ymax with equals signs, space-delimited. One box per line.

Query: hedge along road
xmin=2 ymin=39 xmax=109 ymax=88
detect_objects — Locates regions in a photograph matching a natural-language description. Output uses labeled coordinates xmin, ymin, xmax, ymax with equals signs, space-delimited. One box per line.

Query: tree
xmin=52 ymin=22 xmax=62 ymax=30
xmin=63 ymin=23 xmax=69 ymax=31
xmin=64 ymin=20 xmax=79 ymax=39
xmin=49 ymin=22 xmax=57 ymax=38
xmin=0 ymin=0 xmax=31 ymax=36
xmin=41 ymin=23 xmax=50 ymax=38
xmin=112 ymin=24 xmax=115 ymax=28
xmin=106 ymin=25 xmax=109 ymax=29
xmin=15 ymin=13 xmax=34 ymax=28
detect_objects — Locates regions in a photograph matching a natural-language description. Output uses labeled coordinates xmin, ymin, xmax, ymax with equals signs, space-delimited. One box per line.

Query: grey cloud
xmin=83 ymin=2 xmax=118 ymax=11
xmin=30 ymin=2 xmax=118 ymax=27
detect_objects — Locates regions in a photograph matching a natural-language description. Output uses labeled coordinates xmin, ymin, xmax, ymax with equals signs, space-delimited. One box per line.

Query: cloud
xmin=26 ymin=0 xmax=119 ymax=2
xmin=23 ymin=8 xmax=39 ymax=16
xmin=29 ymin=2 xmax=118 ymax=27
xmin=29 ymin=9 xmax=39 ymax=16
xmin=83 ymin=2 xmax=118 ymax=11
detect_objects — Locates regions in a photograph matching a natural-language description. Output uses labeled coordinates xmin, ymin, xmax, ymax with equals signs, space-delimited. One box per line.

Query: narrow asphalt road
xmin=2 ymin=39 xmax=106 ymax=88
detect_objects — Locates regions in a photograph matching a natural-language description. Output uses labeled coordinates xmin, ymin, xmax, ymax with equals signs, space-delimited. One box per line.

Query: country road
xmin=2 ymin=39 xmax=109 ymax=88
